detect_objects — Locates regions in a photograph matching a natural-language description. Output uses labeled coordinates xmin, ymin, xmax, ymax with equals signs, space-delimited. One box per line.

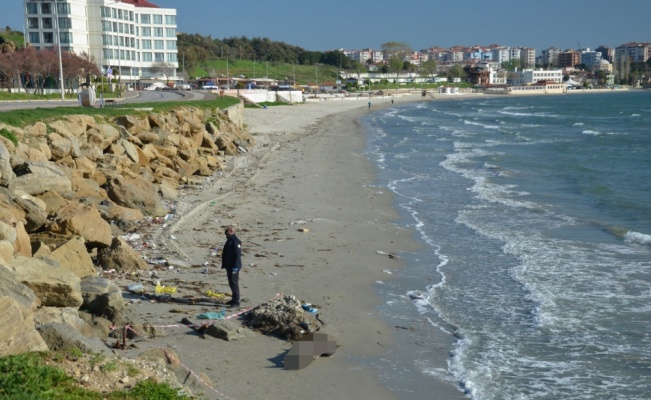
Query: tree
xmin=382 ymin=41 xmax=412 ymax=84
xmin=447 ymin=64 xmax=466 ymax=81
xmin=500 ymin=59 xmax=521 ymax=72
xmin=420 ymin=60 xmax=438 ymax=79
xmin=150 ymin=61 xmax=176 ymax=83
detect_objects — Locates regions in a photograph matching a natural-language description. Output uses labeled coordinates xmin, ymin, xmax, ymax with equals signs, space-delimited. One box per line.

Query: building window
xmin=166 ymin=28 xmax=176 ymax=37
xmin=154 ymin=27 xmax=163 ymax=37
xmin=154 ymin=40 xmax=164 ymax=50
xmin=103 ymin=34 xmax=111 ymax=46
xmin=167 ymin=53 xmax=177 ymax=63
xmin=143 ymin=52 xmax=152 ymax=62
xmin=58 ymin=17 xmax=72 ymax=29
xmin=102 ymin=21 xmax=111 ymax=32
xmin=142 ymin=39 xmax=151 ymax=49
xmin=166 ymin=41 xmax=176 ymax=50
xmin=141 ymin=14 xmax=150 ymax=24
xmin=27 ymin=3 xmax=38 ymax=14
xmin=42 ymin=18 xmax=53 ymax=29
xmin=165 ymin=15 xmax=176 ymax=25
xmin=153 ymin=14 xmax=163 ymax=24
xmin=28 ymin=18 xmax=39 ymax=29
xmin=43 ymin=32 xmax=54 ymax=44
xmin=112 ymin=8 xmax=117 ymax=19
xmin=112 ymin=22 xmax=117 ymax=32
xmin=41 ymin=3 xmax=52 ymax=14
xmin=154 ymin=52 xmax=164 ymax=62
xmin=142 ymin=27 xmax=151 ymax=37
xmin=129 ymin=11 xmax=134 ymax=21
xmin=28 ymin=32 xmax=40 ymax=44
xmin=60 ymin=32 xmax=72 ymax=44
xmin=56 ymin=3 xmax=70 ymax=15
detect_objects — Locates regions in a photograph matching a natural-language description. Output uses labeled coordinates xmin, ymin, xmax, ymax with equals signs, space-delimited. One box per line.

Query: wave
xmin=624 ymin=230 xmax=651 ymax=245
xmin=463 ymin=120 xmax=500 ymax=130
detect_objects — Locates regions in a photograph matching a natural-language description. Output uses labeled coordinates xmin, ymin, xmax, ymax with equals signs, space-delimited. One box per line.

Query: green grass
xmin=0 ymin=353 xmax=190 ymax=400
xmin=0 ymin=128 xmax=18 ymax=145
xmin=0 ymin=96 xmax=240 ymax=128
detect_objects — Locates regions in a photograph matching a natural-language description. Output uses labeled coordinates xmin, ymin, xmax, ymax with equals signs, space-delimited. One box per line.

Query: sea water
xmin=363 ymin=91 xmax=651 ymax=399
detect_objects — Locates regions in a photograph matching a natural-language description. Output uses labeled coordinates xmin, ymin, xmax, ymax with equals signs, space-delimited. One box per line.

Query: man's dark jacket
xmin=222 ymin=234 xmax=242 ymax=270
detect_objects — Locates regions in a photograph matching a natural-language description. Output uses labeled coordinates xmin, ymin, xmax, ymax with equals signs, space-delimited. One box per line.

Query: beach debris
xmin=297 ymin=228 xmax=310 ymax=233
xmin=284 ymin=332 xmax=337 ymax=370
xmin=382 ymin=269 xmax=393 ymax=275
xmin=196 ymin=310 xmax=227 ymax=320
xmin=245 ymin=295 xmax=321 ymax=340
xmin=301 ymin=303 xmax=318 ymax=314
xmin=408 ymin=291 xmax=428 ymax=300
xmin=127 ymin=283 xmax=145 ymax=294
xmin=155 ymin=282 xmax=177 ymax=294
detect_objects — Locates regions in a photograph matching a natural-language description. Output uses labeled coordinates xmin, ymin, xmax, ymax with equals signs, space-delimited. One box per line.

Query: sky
xmin=3 ymin=0 xmax=650 ymax=55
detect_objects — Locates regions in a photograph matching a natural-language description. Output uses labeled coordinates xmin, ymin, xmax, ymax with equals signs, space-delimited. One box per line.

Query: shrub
xmin=0 ymin=128 xmax=18 ymax=146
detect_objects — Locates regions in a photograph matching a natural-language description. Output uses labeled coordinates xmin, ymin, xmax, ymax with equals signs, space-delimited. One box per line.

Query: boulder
xmin=11 ymin=255 xmax=83 ymax=308
xmin=105 ymin=175 xmax=167 ymax=217
xmin=0 ymin=296 xmax=49 ymax=357
xmin=80 ymin=276 xmax=125 ymax=321
xmin=36 ymin=191 xmax=69 ymax=215
xmin=205 ymin=320 xmax=253 ymax=342
xmin=34 ymin=307 xmax=99 ymax=338
xmin=86 ymin=124 xmax=120 ymax=151
xmin=0 ymin=240 xmax=14 ymax=261
xmin=14 ymin=221 xmax=32 ymax=257
xmin=13 ymin=191 xmax=48 ymax=232
xmin=47 ymin=132 xmax=73 ymax=160
xmin=97 ymin=236 xmax=148 ymax=272
xmin=94 ymin=199 xmax=144 ymax=224
xmin=0 ymin=265 xmax=40 ymax=310
xmin=37 ymin=322 xmax=109 ymax=355
xmin=48 ymin=201 xmax=112 ymax=248
xmin=9 ymin=162 xmax=73 ymax=197
xmin=45 ymin=236 xmax=97 ymax=278
xmin=0 ymin=141 xmax=15 ymax=186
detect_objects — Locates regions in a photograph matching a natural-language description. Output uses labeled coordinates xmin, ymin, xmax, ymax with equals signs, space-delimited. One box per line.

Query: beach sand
xmin=114 ymin=95 xmax=463 ymax=399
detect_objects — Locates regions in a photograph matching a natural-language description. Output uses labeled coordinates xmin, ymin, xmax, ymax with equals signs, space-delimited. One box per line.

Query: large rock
xmin=0 ymin=264 xmax=40 ymax=310
xmin=86 ymin=124 xmax=120 ymax=151
xmin=105 ymin=175 xmax=167 ymax=217
xmin=45 ymin=236 xmax=97 ymax=278
xmin=205 ymin=320 xmax=253 ymax=342
xmin=14 ymin=221 xmax=32 ymax=257
xmin=8 ymin=162 xmax=73 ymax=197
xmin=80 ymin=276 xmax=125 ymax=321
xmin=0 ymin=240 xmax=14 ymax=262
xmin=11 ymin=255 xmax=83 ymax=307
xmin=13 ymin=191 xmax=48 ymax=232
xmin=34 ymin=307 xmax=100 ymax=338
xmin=97 ymin=236 xmax=148 ymax=272
xmin=48 ymin=201 xmax=112 ymax=248
xmin=37 ymin=322 xmax=109 ymax=355
xmin=0 ymin=296 xmax=49 ymax=357
xmin=0 ymin=141 xmax=15 ymax=186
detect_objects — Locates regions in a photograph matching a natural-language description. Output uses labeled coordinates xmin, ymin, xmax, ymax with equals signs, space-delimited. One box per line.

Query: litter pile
xmin=245 ymin=295 xmax=321 ymax=340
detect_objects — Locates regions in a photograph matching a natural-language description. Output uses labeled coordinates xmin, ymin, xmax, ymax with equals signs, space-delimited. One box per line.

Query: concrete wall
xmin=233 ymin=89 xmax=303 ymax=104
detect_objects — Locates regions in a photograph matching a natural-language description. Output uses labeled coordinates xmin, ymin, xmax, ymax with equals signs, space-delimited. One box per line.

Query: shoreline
xmin=116 ymin=97 xmax=433 ymax=399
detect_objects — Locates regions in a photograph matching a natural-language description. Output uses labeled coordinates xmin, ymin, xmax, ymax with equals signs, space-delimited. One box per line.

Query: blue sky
xmin=3 ymin=0 xmax=649 ymax=54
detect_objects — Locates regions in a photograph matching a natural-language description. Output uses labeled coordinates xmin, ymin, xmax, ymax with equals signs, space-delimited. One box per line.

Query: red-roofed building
xmin=23 ymin=0 xmax=178 ymax=86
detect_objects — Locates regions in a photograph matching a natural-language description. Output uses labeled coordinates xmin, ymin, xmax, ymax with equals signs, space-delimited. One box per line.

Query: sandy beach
xmin=111 ymin=95 xmax=461 ymax=399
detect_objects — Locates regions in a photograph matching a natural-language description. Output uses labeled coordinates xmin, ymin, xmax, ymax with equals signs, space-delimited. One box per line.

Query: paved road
xmin=0 ymin=89 xmax=214 ymax=112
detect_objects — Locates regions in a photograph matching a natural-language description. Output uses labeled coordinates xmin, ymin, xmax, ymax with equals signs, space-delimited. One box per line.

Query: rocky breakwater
xmin=0 ymin=104 xmax=253 ymax=364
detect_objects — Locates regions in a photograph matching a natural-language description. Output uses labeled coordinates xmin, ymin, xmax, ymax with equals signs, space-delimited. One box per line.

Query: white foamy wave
xmin=631 ymin=114 xmax=641 ymax=117
xmin=463 ymin=120 xmax=500 ymax=130
xmin=573 ymin=122 xmax=584 ymax=126
xmin=624 ymin=230 xmax=651 ymax=245
xmin=582 ymin=130 xmax=601 ymax=135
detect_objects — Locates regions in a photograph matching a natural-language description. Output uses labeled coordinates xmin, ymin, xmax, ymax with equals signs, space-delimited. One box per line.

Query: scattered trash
xmin=409 ymin=291 xmax=428 ymax=300
xmin=301 ymin=303 xmax=318 ymax=314
xmin=297 ymin=228 xmax=309 ymax=233
xmin=382 ymin=269 xmax=393 ymax=275
xmin=127 ymin=283 xmax=145 ymax=294
xmin=205 ymin=290 xmax=230 ymax=301
xmin=196 ymin=310 xmax=227 ymax=320
xmin=155 ymin=282 xmax=177 ymax=294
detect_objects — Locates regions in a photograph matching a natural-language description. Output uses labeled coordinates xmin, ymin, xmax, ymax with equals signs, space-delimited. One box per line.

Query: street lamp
xmin=54 ymin=1 xmax=65 ymax=100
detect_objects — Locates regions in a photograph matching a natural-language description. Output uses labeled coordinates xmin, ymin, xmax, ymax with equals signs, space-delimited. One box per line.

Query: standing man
xmin=221 ymin=225 xmax=242 ymax=307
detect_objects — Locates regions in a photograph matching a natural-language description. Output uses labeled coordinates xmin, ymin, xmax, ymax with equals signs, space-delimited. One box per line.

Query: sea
xmin=360 ymin=91 xmax=651 ymax=400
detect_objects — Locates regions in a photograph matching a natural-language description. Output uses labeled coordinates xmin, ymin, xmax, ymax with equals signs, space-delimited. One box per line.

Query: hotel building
xmin=24 ymin=0 xmax=178 ymax=84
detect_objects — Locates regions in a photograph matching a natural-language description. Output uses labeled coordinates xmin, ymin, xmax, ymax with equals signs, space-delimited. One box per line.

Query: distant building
xmin=558 ymin=50 xmax=580 ymax=68
xmin=541 ymin=47 xmax=561 ymax=67
xmin=24 ymin=0 xmax=179 ymax=84
xmin=519 ymin=47 xmax=536 ymax=68
xmin=512 ymin=68 xmax=564 ymax=85
xmin=614 ymin=42 xmax=651 ymax=64
xmin=595 ymin=45 xmax=614 ymax=62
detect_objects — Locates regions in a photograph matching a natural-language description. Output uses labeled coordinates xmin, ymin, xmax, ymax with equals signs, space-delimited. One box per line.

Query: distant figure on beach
xmin=221 ymin=225 xmax=242 ymax=307
xmin=368 ymin=101 xmax=372 ymax=110
xmin=391 ymin=97 xmax=394 ymax=104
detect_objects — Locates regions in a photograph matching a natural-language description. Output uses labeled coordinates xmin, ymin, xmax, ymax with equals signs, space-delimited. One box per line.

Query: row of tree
xmin=0 ymin=46 xmax=99 ymax=93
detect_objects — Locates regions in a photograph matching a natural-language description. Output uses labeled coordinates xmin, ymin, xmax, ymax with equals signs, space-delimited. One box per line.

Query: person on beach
xmin=221 ymin=225 xmax=242 ymax=307
xmin=368 ymin=101 xmax=372 ymax=110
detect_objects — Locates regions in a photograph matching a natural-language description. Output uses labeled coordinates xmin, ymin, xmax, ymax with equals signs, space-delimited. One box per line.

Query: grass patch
xmin=0 ymin=96 xmax=240 ymax=128
xmin=0 ymin=353 xmax=190 ymax=400
xmin=0 ymin=128 xmax=18 ymax=146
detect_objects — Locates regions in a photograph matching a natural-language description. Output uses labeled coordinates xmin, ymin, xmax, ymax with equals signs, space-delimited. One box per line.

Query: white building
xmin=512 ymin=68 xmax=564 ymax=85
xmin=24 ymin=0 xmax=178 ymax=84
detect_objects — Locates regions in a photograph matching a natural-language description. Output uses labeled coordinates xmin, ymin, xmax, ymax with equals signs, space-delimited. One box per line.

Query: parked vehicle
xmin=177 ymin=83 xmax=192 ymax=90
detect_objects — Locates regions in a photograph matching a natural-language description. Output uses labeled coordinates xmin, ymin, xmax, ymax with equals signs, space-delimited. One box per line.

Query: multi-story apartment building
xmin=514 ymin=69 xmax=564 ymax=85
xmin=595 ymin=45 xmax=614 ymax=62
xmin=519 ymin=47 xmax=536 ymax=68
xmin=580 ymin=50 xmax=603 ymax=68
xmin=24 ymin=0 xmax=178 ymax=84
xmin=558 ymin=50 xmax=580 ymax=68
xmin=541 ymin=47 xmax=561 ymax=67
xmin=614 ymin=42 xmax=650 ymax=64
